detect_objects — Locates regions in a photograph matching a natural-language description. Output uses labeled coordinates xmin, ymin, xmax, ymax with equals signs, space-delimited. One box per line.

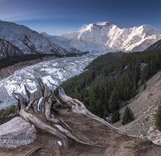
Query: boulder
xmin=0 ymin=117 xmax=37 ymax=148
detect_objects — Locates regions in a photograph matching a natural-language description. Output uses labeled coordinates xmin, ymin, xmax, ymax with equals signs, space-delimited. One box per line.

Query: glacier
xmin=0 ymin=54 xmax=98 ymax=109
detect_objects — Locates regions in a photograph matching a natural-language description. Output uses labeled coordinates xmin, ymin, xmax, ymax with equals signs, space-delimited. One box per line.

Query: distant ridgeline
xmin=62 ymin=50 xmax=161 ymax=122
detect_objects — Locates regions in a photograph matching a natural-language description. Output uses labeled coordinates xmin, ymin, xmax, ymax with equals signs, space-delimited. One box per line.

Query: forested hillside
xmin=62 ymin=50 xmax=161 ymax=123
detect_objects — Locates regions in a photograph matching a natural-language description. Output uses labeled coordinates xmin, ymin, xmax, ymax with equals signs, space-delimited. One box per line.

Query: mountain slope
xmin=0 ymin=39 xmax=23 ymax=60
xmin=120 ymin=71 xmax=161 ymax=145
xmin=146 ymin=39 xmax=161 ymax=51
xmin=50 ymin=22 xmax=161 ymax=52
xmin=61 ymin=49 xmax=161 ymax=126
xmin=0 ymin=20 xmax=68 ymax=56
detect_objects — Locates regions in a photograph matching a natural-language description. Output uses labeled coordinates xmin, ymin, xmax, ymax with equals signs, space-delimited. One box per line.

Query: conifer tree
xmin=109 ymin=89 xmax=119 ymax=113
xmin=155 ymin=105 xmax=161 ymax=131
xmin=122 ymin=107 xmax=134 ymax=125
xmin=111 ymin=110 xmax=120 ymax=123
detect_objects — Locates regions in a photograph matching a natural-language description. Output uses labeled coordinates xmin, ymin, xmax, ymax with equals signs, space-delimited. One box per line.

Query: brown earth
xmin=1 ymin=110 xmax=161 ymax=156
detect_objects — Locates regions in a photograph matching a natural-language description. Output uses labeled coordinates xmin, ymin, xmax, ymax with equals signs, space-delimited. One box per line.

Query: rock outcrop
xmin=0 ymin=117 xmax=37 ymax=148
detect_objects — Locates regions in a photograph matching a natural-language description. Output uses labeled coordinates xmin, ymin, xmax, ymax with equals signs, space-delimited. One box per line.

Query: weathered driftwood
xmin=13 ymin=78 xmax=101 ymax=148
xmin=57 ymin=86 xmax=123 ymax=132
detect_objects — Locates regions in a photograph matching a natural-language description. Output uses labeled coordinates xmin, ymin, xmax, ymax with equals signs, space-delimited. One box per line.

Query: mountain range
xmin=0 ymin=20 xmax=161 ymax=61
xmin=49 ymin=22 xmax=161 ymax=52
xmin=0 ymin=20 xmax=68 ymax=59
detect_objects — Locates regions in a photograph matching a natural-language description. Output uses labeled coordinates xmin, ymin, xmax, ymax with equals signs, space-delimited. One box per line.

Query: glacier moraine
xmin=0 ymin=54 xmax=98 ymax=109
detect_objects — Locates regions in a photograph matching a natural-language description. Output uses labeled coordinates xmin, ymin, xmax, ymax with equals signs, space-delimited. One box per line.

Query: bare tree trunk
xmin=13 ymin=79 xmax=102 ymax=149
xmin=57 ymin=88 xmax=123 ymax=133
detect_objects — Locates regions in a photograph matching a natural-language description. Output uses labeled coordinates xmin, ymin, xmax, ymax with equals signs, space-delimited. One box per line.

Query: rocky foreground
xmin=0 ymin=80 xmax=161 ymax=156
xmin=0 ymin=117 xmax=37 ymax=149
xmin=0 ymin=112 xmax=161 ymax=156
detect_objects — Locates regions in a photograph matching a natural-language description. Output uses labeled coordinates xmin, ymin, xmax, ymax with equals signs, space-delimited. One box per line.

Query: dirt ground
xmin=0 ymin=111 xmax=161 ymax=156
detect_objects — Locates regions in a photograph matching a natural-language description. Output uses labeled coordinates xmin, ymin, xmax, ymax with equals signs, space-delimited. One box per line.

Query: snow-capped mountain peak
xmin=48 ymin=22 xmax=161 ymax=53
xmin=79 ymin=22 xmax=117 ymax=33
xmin=79 ymin=24 xmax=95 ymax=32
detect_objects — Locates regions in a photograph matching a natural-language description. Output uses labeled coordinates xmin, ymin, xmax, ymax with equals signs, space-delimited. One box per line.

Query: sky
xmin=0 ymin=0 xmax=161 ymax=35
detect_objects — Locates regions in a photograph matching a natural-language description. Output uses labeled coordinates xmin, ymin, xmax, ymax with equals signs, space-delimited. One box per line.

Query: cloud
xmin=96 ymin=22 xmax=109 ymax=25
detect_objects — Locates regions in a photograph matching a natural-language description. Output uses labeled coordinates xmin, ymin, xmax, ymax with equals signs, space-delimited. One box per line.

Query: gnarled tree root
xmin=13 ymin=78 xmax=103 ymax=149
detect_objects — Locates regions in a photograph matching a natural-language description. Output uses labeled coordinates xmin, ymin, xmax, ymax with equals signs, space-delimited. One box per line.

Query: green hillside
xmin=62 ymin=50 xmax=161 ymax=122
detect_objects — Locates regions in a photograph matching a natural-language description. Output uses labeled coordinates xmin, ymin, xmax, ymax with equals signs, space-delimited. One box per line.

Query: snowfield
xmin=0 ymin=54 xmax=97 ymax=109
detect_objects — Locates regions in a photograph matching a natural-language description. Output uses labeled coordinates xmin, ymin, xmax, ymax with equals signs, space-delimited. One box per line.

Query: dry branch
xmin=13 ymin=78 xmax=102 ymax=149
